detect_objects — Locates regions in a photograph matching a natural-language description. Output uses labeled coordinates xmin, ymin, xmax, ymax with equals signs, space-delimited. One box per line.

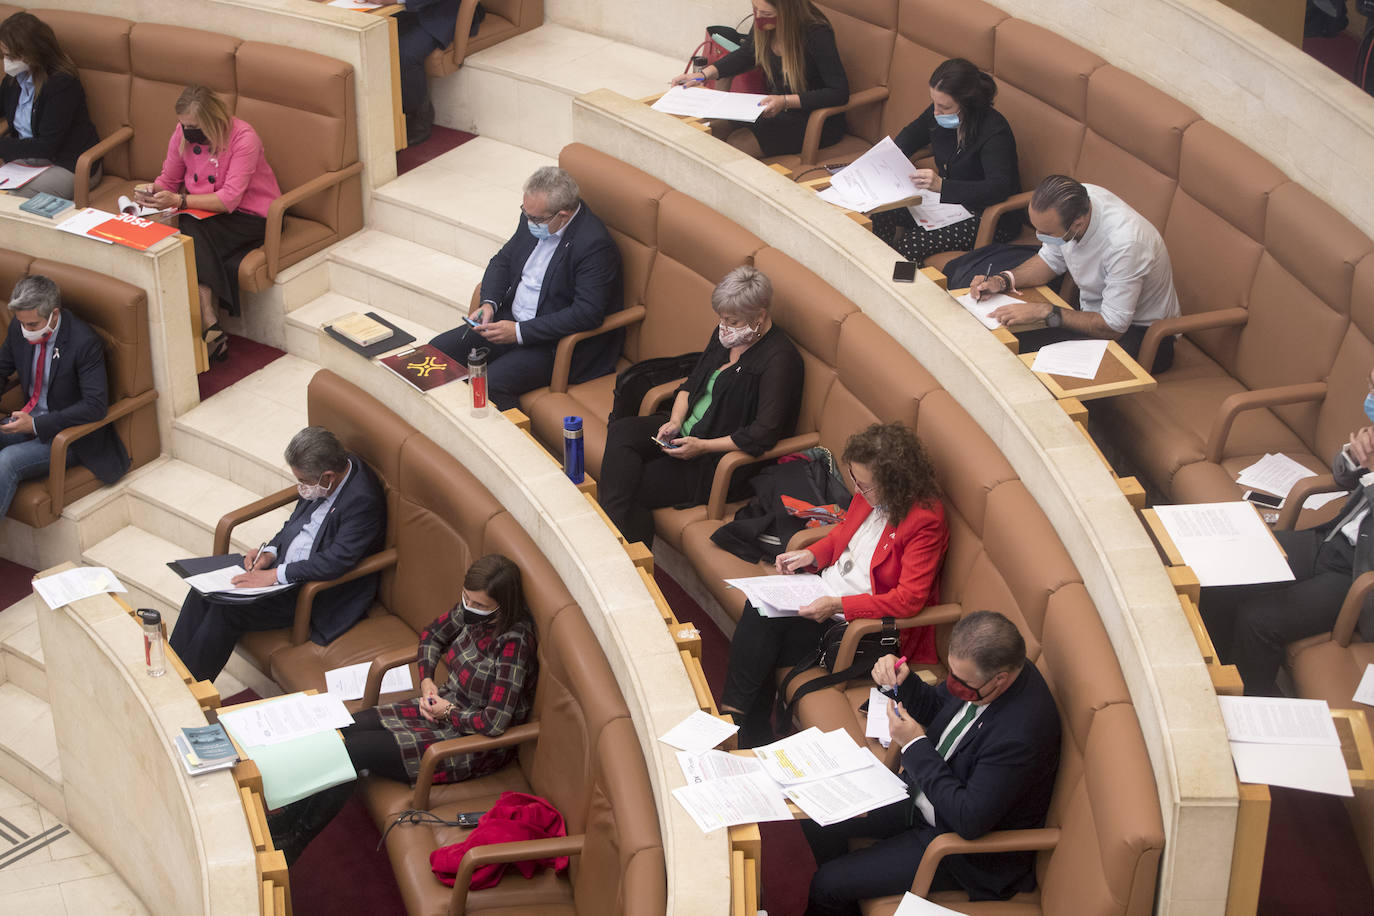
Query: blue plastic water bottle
xmin=563 ymin=416 xmax=585 ymax=484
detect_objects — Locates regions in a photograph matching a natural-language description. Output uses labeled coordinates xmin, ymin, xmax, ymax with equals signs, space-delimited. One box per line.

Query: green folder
xmin=220 ymin=702 xmax=357 ymax=809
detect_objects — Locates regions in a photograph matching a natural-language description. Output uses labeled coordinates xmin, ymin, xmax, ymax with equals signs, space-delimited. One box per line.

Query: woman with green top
xmin=598 ymin=265 xmax=803 ymax=546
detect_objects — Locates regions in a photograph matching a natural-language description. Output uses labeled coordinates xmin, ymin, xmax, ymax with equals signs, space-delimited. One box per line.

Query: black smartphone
xmin=1243 ymin=489 xmax=1283 ymax=510
xmin=892 ymin=260 xmax=917 ymax=283
xmin=456 ymin=811 xmax=485 ymax=827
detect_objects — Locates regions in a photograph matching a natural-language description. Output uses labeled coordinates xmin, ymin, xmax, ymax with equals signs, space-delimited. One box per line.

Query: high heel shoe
xmin=202 ymin=322 xmax=229 ymax=363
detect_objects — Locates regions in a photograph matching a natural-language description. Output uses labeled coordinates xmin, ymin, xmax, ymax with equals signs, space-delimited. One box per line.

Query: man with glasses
xmin=803 ymin=611 xmax=1061 ymax=913
xmin=430 ymin=166 xmax=623 ymax=411
xmin=967 ymin=174 xmax=1181 ymax=372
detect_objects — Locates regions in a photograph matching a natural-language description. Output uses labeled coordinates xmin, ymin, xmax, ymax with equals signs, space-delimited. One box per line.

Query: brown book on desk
xmin=379 ymin=344 xmax=468 ymax=392
xmin=329 ymin=311 xmax=393 ymax=347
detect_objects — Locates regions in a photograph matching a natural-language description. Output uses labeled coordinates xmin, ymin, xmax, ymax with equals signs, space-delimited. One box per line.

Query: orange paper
xmin=87 ymin=214 xmax=180 ymax=251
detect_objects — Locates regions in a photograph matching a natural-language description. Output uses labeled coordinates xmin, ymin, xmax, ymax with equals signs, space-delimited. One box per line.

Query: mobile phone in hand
xmin=464 ymin=315 xmax=482 ymax=328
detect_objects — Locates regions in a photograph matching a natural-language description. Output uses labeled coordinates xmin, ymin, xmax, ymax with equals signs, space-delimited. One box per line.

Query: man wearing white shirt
xmin=970 ymin=175 xmax=1181 ymax=372
xmin=430 ymin=166 xmax=623 ymax=410
xmin=802 ymin=612 xmax=1061 ymax=913
xmin=169 ymin=427 xmax=386 ymax=682
xmin=1202 ymin=367 xmax=1374 ymax=695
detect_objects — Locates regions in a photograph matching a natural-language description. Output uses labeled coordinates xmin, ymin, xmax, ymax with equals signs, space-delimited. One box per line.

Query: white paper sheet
xmin=905 ymin=188 xmax=974 ymax=231
xmin=218 ymin=693 xmax=354 ymax=747
xmin=724 ymin=573 xmax=838 ymax=616
xmin=1229 ymin=741 xmax=1353 ymax=797
xmin=1235 ymin=453 xmax=1318 ymax=498
xmin=1217 ymin=695 xmax=1340 ymax=746
xmin=1029 ymin=338 xmax=1110 ymax=380
xmin=676 ymin=749 xmax=764 ymax=785
xmin=31 ymin=566 xmax=127 ymax=609
xmin=894 ymin=891 xmax=966 ymax=915
xmin=183 ymin=564 xmax=294 ymax=596
xmin=324 ymin=661 xmax=414 ymax=702
xmin=954 ymin=291 xmax=1020 ymax=330
xmin=327 ymin=0 xmax=382 ymax=8
xmin=115 ymin=195 xmax=174 ymax=219
xmin=54 ymin=207 xmax=116 ymax=243
xmin=1304 ymin=490 xmax=1349 ymax=512
xmin=671 ymin=770 xmax=794 ymax=833
xmin=864 ymin=688 xmax=891 ymax=744
xmin=823 ymin=137 xmax=921 ymax=213
xmin=1355 ymin=665 xmax=1374 ymax=706
xmin=0 ymin=161 xmax=51 ymax=190
xmin=1153 ymin=502 xmax=1295 ymax=587
xmin=782 ymin=749 xmax=908 ymax=825
xmin=659 ymin=709 xmax=739 ymax=752
xmin=650 ymin=85 xmax=769 ymax=122
xmin=753 ymin=727 xmax=871 ymax=785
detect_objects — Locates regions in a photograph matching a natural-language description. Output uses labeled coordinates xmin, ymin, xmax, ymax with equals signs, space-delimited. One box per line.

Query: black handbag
xmin=607 ymin=352 xmax=702 ymax=422
xmin=779 ymin=616 xmax=899 ymax=717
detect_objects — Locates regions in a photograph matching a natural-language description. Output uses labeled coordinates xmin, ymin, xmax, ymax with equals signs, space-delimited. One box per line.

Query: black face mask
xmin=182 ymin=125 xmax=209 ymax=145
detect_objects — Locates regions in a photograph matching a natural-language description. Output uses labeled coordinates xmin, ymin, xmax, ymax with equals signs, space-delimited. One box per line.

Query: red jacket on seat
xmin=430 ymin=791 xmax=570 ymax=888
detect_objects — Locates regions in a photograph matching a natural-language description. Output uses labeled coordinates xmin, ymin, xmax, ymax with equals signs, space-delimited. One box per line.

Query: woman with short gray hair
xmin=598 ymin=265 xmax=804 ymax=546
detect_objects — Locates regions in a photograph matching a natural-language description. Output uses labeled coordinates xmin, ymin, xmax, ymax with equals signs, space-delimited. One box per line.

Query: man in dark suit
xmin=0 ymin=275 xmax=129 ymax=517
xmin=1202 ymin=366 xmax=1374 ymax=695
xmin=430 ymin=166 xmax=623 ymax=411
xmin=803 ymin=611 xmax=1061 ymax=915
xmin=395 ymin=0 xmax=484 ymax=145
xmin=169 ymin=426 xmax=386 ymax=682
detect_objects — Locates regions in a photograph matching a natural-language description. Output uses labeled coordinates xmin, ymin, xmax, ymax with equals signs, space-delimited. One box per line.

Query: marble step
xmin=83 ymin=526 xmax=189 ymax=624
xmin=285 ymin=291 xmax=440 ymax=364
xmin=0 ymin=596 xmax=43 ymax=701
xmin=432 ymin=23 xmax=679 ymax=158
xmin=171 ymin=355 xmax=316 ymax=497
xmin=371 ymin=136 xmax=552 ymax=263
xmin=0 ymin=682 xmax=63 ymax=820
xmin=326 ymin=229 xmax=485 ymax=335
xmin=124 ymin=458 xmax=292 ymax=559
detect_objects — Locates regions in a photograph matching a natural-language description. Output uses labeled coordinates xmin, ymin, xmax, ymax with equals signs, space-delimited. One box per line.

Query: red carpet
xmin=397 ymin=125 xmax=477 ymax=176
xmin=0 ymin=556 xmax=36 ymax=607
xmin=1305 ymin=33 xmax=1360 ymax=82
xmin=1258 ymin=786 xmax=1374 ymax=914
xmin=197 ymin=332 xmax=285 ymax=401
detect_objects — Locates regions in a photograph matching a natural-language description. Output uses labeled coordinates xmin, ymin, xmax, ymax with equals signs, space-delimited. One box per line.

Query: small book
xmin=379 ymin=344 xmax=468 ymax=392
xmin=176 ymin=724 xmax=239 ymax=775
xmin=329 ymin=311 xmax=393 ymax=347
xmin=19 ymin=192 xmax=73 ymax=219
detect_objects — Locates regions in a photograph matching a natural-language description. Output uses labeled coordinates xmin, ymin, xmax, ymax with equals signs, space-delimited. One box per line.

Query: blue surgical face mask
xmin=526 ymin=219 xmax=552 ymax=241
xmin=1364 ymin=392 xmax=1374 ymax=424
xmin=1036 ymin=232 xmax=1067 ymax=248
xmin=934 ymin=112 xmax=960 ymax=129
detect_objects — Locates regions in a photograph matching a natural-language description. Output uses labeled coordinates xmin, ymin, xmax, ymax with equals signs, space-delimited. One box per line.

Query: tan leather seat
xmin=424 ymin=0 xmax=544 ymax=79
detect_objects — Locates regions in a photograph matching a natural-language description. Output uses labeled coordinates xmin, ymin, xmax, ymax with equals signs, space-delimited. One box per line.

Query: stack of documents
xmin=1234 ymin=452 xmax=1346 ymax=512
xmin=1153 ymin=502 xmax=1295 ymax=587
xmin=782 ymin=748 xmax=909 ymax=825
xmin=32 ymin=566 xmax=126 ymax=609
xmin=218 ymin=693 xmax=357 ymax=808
xmin=324 ymin=661 xmax=414 ymax=702
xmin=1217 ymin=695 xmax=1352 ymax=797
xmin=183 ymin=564 xmax=293 ymax=597
xmin=816 ymin=137 xmax=921 ymax=213
xmin=904 ymin=188 xmax=974 ymax=230
xmin=752 ymin=727 xmax=873 ymax=785
xmin=650 ymin=85 xmax=769 ymax=122
xmin=724 ymin=573 xmax=844 ymax=618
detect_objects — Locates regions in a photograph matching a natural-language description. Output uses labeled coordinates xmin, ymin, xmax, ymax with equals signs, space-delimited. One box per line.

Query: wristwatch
xmin=1045 ymin=308 xmax=1062 ymax=328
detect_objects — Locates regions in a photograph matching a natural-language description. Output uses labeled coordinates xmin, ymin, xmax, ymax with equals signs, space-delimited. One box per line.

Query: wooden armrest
xmin=706 ymin=433 xmax=821 ymax=520
xmin=1332 ymin=569 xmax=1374 ymax=646
xmin=46 ymin=389 xmax=157 ymax=517
xmin=911 ymin=828 xmax=1061 ymax=896
xmin=263 ymin=162 xmax=364 ymax=281
xmin=785 ymin=525 xmax=835 ymax=553
xmin=1204 ymin=382 xmax=1327 ymax=463
xmin=797 ymin=86 xmax=889 ymax=167
xmin=73 ymin=125 xmax=133 ymax=207
xmin=971 ymin=190 xmax=1033 ymax=249
xmin=639 ymin=376 xmax=687 ymax=417
xmin=213 ymin=484 xmax=301 ymax=554
xmin=830 ymin=604 xmax=962 ymax=671
xmin=1275 ymin=474 xmax=1342 ymax=530
xmin=449 ymin=833 xmax=587 ymax=916
xmin=291 ymin=548 xmax=400 ymax=645
xmin=361 ymin=645 xmax=420 ymax=707
xmin=1137 ymin=307 xmax=1248 ymax=374
xmin=548 ymin=305 xmax=646 ymax=394
xmin=413 ymin=721 xmax=542 ymax=809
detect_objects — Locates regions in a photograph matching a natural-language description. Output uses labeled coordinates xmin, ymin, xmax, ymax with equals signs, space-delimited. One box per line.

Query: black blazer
xmin=897 ymin=660 xmax=1062 ymax=900
xmin=0 ymin=311 xmax=129 ymax=485
xmin=0 ymin=70 xmax=100 ymax=173
xmin=481 ymin=204 xmax=624 ymax=385
xmin=894 ymin=106 xmax=1020 ymax=212
xmin=267 ymin=455 xmax=387 ymax=644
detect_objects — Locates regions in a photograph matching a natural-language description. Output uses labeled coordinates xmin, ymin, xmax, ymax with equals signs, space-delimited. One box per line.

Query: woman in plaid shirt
xmin=270 ymin=554 xmax=537 ymax=862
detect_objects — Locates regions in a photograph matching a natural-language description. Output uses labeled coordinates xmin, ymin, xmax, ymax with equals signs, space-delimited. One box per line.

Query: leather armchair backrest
xmin=815 ymin=0 xmax=897 ymax=142
xmin=1313 ymin=259 xmax=1374 ymax=462
xmin=482 ymin=511 xmax=578 ymax=645
xmin=34 ymin=9 xmax=134 ymax=179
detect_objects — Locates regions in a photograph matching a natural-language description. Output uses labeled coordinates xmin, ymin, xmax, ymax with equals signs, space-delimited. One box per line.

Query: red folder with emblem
xmin=379 ymin=344 xmax=468 ymax=392
xmin=86 ymin=213 xmax=180 ymax=250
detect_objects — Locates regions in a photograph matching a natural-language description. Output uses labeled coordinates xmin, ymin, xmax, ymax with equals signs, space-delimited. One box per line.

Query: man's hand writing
xmin=991 ymin=300 xmax=1052 ymax=328
xmin=886 ymin=700 xmax=924 ymax=745
xmin=872 ymin=654 xmax=910 ymax=690
xmin=231 ymin=569 xmax=279 ymax=589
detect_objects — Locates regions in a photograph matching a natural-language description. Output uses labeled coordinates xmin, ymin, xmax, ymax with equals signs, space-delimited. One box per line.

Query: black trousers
xmin=1200 ymin=528 xmax=1354 ymax=696
xmin=720 ymin=603 xmax=829 ymax=745
xmin=598 ymin=413 xmax=712 ymax=546
xmin=342 ymin=707 xmax=410 ymax=782
xmin=1013 ymin=322 xmax=1175 ymax=373
xmin=801 ymin=800 xmax=964 ymax=916
xmin=429 ymin=306 xmax=557 ymax=412
xmin=168 ymin=587 xmax=297 ymax=682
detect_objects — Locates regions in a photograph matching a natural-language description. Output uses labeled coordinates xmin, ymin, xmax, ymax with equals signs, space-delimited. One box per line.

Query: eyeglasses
xmin=848 ymin=468 xmax=877 ymax=498
xmin=521 ymin=206 xmax=559 ymax=227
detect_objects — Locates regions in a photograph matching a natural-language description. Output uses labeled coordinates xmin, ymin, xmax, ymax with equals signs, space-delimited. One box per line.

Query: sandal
xmin=202 ymin=322 xmax=229 ymax=363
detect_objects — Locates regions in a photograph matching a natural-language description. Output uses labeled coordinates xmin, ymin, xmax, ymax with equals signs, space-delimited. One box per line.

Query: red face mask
xmin=946 ymin=671 xmax=990 ymax=703
xmin=754 ymin=13 xmax=778 ymax=27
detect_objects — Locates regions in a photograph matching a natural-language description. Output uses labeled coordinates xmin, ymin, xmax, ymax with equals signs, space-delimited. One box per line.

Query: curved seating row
xmin=0 ymin=5 xmax=363 ymax=294
xmin=220 ymin=368 xmax=664 ymax=915
xmin=518 ymin=142 xmax=1165 ymax=915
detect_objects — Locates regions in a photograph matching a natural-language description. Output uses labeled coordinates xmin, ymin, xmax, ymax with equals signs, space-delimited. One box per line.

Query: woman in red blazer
xmin=721 ymin=421 xmax=949 ymax=747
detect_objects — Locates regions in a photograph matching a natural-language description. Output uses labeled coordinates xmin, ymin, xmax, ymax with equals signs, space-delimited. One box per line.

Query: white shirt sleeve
xmin=1096 ymin=248 xmax=1150 ymax=334
xmin=1035 ymin=246 xmax=1067 ymax=277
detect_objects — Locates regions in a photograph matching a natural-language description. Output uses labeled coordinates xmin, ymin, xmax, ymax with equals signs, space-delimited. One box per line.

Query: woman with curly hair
xmin=720 ymin=421 xmax=949 ymax=746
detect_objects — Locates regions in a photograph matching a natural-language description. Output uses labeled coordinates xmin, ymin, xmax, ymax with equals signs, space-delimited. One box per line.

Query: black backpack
xmin=608 ymin=353 xmax=701 ymax=422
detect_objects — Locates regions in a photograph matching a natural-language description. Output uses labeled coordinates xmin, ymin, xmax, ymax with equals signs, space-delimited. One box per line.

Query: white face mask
xmin=296 ymin=478 xmax=330 ymax=500
xmin=3 ymin=57 xmax=28 ymax=79
xmin=20 ymin=314 xmax=54 ymax=344
xmin=462 ymin=597 xmax=498 ymax=617
xmin=718 ymin=320 xmax=761 ymax=349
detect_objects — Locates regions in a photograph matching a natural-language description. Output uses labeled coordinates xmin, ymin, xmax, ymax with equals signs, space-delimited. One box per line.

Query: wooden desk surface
xmin=1019 ymin=340 xmax=1156 ymax=401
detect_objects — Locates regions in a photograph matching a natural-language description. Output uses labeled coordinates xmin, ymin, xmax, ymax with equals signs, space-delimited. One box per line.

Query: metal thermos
xmin=563 ymin=416 xmax=585 ymax=484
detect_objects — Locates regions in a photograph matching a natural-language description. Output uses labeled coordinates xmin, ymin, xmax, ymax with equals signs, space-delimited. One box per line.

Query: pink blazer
xmin=154 ymin=118 xmax=281 ymax=218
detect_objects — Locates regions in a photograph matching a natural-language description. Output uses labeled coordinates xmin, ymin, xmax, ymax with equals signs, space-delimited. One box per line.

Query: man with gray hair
xmin=169 ymin=426 xmax=386 ymax=682
xmin=431 ymin=165 xmax=623 ymax=410
xmin=0 ymin=274 xmax=128 ymax=517
xmin=969 ymin=174 xmax=1181 ymax=372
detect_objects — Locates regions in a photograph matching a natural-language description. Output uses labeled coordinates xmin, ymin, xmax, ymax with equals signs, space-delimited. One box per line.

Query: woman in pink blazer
xmin=134 ymin=85 xmax=281 ymax=362
xmin=721 ymin=421 xmax=949 ymax=747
